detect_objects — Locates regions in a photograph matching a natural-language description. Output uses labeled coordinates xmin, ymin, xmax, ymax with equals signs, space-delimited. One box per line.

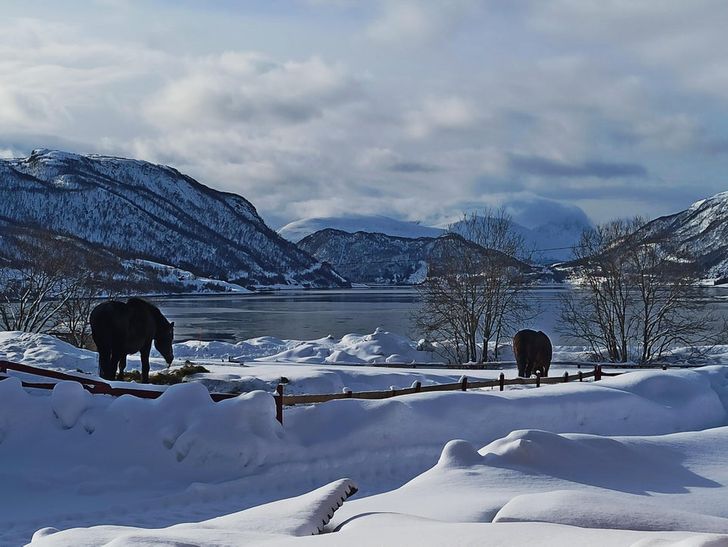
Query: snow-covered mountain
xmin=0 ymin=149 xmax=348 ymax=291
xmin=283 ymin=213 xmax=587 ymax=263
xmin=634 ymin=191 xmax=728 ymax=283
xmin=298 ymin=229 xmax=542 ymax=285
xmin=278 ymin=215 xmax=444 ymax=242
xmin=449 ymin=217 xmax=589 ymax=264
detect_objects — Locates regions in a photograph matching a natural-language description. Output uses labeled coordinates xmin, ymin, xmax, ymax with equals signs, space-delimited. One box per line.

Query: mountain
xmin=0 ymin=149 xmax=348 ymax=291
xmin=449 ymin=217 xmax=589 ymax=264
xmin=632 ymin=191 xmax=728 ymax=283
xmin=298 ymin=229 xmax=545 ymax=285
xmin=278 ymin=215 xmax=444 ymax=242
xmin=283 ymin=213 xmax=587 ymax=263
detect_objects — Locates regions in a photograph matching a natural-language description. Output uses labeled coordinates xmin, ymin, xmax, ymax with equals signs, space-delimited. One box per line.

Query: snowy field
xmin=2 ymin=329 xmax=728 ymax=545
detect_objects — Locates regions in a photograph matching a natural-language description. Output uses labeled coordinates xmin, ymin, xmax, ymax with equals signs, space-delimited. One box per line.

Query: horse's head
xmin=154 ymin=321 xmax=175 ymax=365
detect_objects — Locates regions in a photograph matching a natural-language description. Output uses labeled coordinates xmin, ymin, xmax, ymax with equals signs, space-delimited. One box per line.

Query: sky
xmin=2 ymin=0 xmax=728 ymax=229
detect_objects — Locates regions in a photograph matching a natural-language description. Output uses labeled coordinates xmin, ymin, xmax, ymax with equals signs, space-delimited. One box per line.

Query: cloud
xmin=3 ymin=3 xmax=728 ymax=229
xmin=145 ymin=53 xmax=362 ymax=128
xmin=366 ymin=0 xmax=476 ymax=46
xmin=404 ymin=96 xmax=478 ymax=138
xmin=509 ymin=155 xmax=648 ymax=179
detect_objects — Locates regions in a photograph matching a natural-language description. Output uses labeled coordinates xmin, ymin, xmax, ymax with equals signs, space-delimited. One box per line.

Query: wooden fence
xmin=0 ymin=359 xmax=617 ymax=426
xmin=272 ymin=366 xmax=611 ymax=424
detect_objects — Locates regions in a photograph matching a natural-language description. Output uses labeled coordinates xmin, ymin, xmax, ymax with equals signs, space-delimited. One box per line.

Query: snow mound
xmin=493 ymin=490 xmax=728 ymax=534
xmin=29 ymin=478 xmax=358 ymax=545
xmin=481 ymin=429 xmax=717 ymax=494
xmin=51 ymin=382 xmax=92 ymax=429
xmin=437 ymin=439 xmax=483 ymax=468
xmin=0 ymin=331 xmax=97 ymax=373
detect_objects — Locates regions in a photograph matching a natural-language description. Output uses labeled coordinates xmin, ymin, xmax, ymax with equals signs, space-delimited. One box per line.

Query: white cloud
xmin=367 ymin=0 xmax=476 ymax=46
xmin=404 ymin=96 xmax=478 ymax=138
xmin=145 ymin=53 xmax=361 ymax=128
xmin=2 ymin=3 xmax=727 ymax=228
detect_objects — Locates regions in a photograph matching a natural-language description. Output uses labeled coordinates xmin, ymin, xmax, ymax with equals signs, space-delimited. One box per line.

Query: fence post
xmin=536 ymin=371 xmax=541 ymax=388
xmin=345 ymin=389 xmax=353 ymax=398
xmin=595 ymin=365 xmax=602 ymax=381
xmin=461 ymin=376 xmax=468 ymax=391
xmin=275 ymin=383 xmax=284 ymax=426
xmin=563 ymin=371 xmax=569 ymax=383
xmin=662 ymin=363 xmax=667 ymax=371
xmin=578 ymin=370 xmax=583 ymax=382
xmin=499 ymin=373 xmax=505 ymax=392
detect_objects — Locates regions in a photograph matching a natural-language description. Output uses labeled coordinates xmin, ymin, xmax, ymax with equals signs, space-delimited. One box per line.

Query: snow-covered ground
xmin=2 ymin=329 xmax=728 ymax=545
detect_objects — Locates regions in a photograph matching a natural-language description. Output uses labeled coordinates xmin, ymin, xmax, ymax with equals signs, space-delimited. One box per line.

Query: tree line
xmin=415 ymin=210 xmax=726 ymax=365
xmin=1 ymin=214 xmax=725 ymax=361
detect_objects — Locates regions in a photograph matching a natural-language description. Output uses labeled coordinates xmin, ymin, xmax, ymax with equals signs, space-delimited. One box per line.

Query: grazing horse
xmin=90 ymin=298 xmax=174 ymax=382
xmin=513 ymin=329 xmax=552 ymax=378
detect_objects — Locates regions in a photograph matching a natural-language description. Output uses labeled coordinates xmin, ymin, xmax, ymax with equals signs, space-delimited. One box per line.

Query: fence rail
xmin=0 ymin=359 xmax=615 ymax=426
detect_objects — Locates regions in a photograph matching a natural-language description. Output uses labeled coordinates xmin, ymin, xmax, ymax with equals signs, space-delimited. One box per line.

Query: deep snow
xmin=2 ymin=330 xmax=728 ymax=545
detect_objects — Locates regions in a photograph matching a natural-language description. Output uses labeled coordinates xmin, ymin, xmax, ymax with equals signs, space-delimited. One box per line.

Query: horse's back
xmin=513 ymin=329 xmax=551 ymax=359
xmin=90 ymin=301 xmax=129 ymax=349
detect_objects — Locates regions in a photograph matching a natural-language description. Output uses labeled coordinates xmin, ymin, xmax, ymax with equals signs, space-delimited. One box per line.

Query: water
xmin=152 ymin=286 xmax=593 ymax=344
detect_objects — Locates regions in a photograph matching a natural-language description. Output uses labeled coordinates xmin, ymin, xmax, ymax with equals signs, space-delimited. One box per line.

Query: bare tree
xmin=0 ymin=235 xmax=106 ymax=346
xmin=415 ymin=208 xmax=535 ymax=363
xmin=455 ymin=210 xmax=534 ymax=360
xmin=559 ymin=218 xmax=725 ymax=363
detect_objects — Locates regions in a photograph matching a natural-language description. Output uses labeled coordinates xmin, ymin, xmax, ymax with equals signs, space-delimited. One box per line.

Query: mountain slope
xmin=298 ymin=229 xmax=542 ymax=285
xmin=278 ymin=215 xmax=445 ymax=242
xmin=0 ymin=149 xmax=348 ymax=290
xmin=283 ymin=214 xmax=588 ymax=263
xmin=634 ymin=191 xmax=728 ymax=282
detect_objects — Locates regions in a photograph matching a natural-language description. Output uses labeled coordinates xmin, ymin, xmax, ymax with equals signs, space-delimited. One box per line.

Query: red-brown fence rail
xmin=0 ymin=360 xmax=239 ymax=402
xmin=1 ymin=359 xmax=616 ymax=425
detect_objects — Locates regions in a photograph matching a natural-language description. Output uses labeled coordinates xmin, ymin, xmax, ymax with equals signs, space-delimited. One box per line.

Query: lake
xmin=151 ymin=285 xmax=728 ymax=345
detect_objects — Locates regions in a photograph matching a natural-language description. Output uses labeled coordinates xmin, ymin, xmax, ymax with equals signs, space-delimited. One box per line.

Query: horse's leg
xmin=525 ymin=358 xmax=534 ymax=378
xmin=140 ymin=342 xmax=152 ymax=383
xmin=98 ymin=346 xmax=112 ymax=380
xmin=109 ymin=350 xmax=124 ymax=382
xmin=117 ymin=355 xmax=127 ymax=381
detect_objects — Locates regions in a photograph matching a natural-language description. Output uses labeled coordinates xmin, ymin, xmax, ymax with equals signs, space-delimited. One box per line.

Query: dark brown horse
xmin=513 ymin=329 xmax=552 ymax=378
xmin=90 ymin=298 xmax=174 ymax=382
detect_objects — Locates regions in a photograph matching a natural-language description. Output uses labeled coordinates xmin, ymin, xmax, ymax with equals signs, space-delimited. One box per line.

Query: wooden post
xmin=461 ymin=376 xmax=468 ymax=391
xmin=275 ymin=383 xmax=284 ymax=425
xmin=563 ymin=371 xmax=569 ymax=383
xmin=578 ymin=370 xmax=583 ymax=382
xmin=414 ymin=381 xmax=421 ymax=393
xmin=662 ymin=363 xmax=667 ymax=371
xmin=595 ymin=365 xmax=601 ymax=381
xmin=535 ymin=371 xmax=541 ymax=388
xmin=345 ymin=389 xmax=353 ymax=398
xmin=499 ymin=373 xmax=505 ymax=392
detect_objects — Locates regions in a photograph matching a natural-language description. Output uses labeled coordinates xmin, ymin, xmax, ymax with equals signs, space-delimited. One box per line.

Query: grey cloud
xmin=388 ymin=161 xmax=442 ymax=173
xmin=509 ymin=155 xmax=648 ymax=179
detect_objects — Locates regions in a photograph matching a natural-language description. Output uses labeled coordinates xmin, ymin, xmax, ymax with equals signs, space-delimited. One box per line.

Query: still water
xmin=153 ymin=286 xmax=604 ymax=344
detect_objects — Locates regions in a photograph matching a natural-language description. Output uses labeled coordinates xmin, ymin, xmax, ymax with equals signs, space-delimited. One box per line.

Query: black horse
xmin=90 ymin=298 xmax=174 ymax=382
xmin=513 ymin=329 xmax=552 ymax=378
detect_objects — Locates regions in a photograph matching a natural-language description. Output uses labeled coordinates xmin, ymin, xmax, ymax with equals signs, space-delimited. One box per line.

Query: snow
xmin=29 ymin=478 xmax=358 ymax=546
xmin=3 ymin=329 xmax=728 ymax=545
xmin=277 ymin=215 xmax=444 ymax=242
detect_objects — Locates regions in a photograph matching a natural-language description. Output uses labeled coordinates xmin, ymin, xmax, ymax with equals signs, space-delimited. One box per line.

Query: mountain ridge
xmin=0 ymin=149 xmax=348 ymax=291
